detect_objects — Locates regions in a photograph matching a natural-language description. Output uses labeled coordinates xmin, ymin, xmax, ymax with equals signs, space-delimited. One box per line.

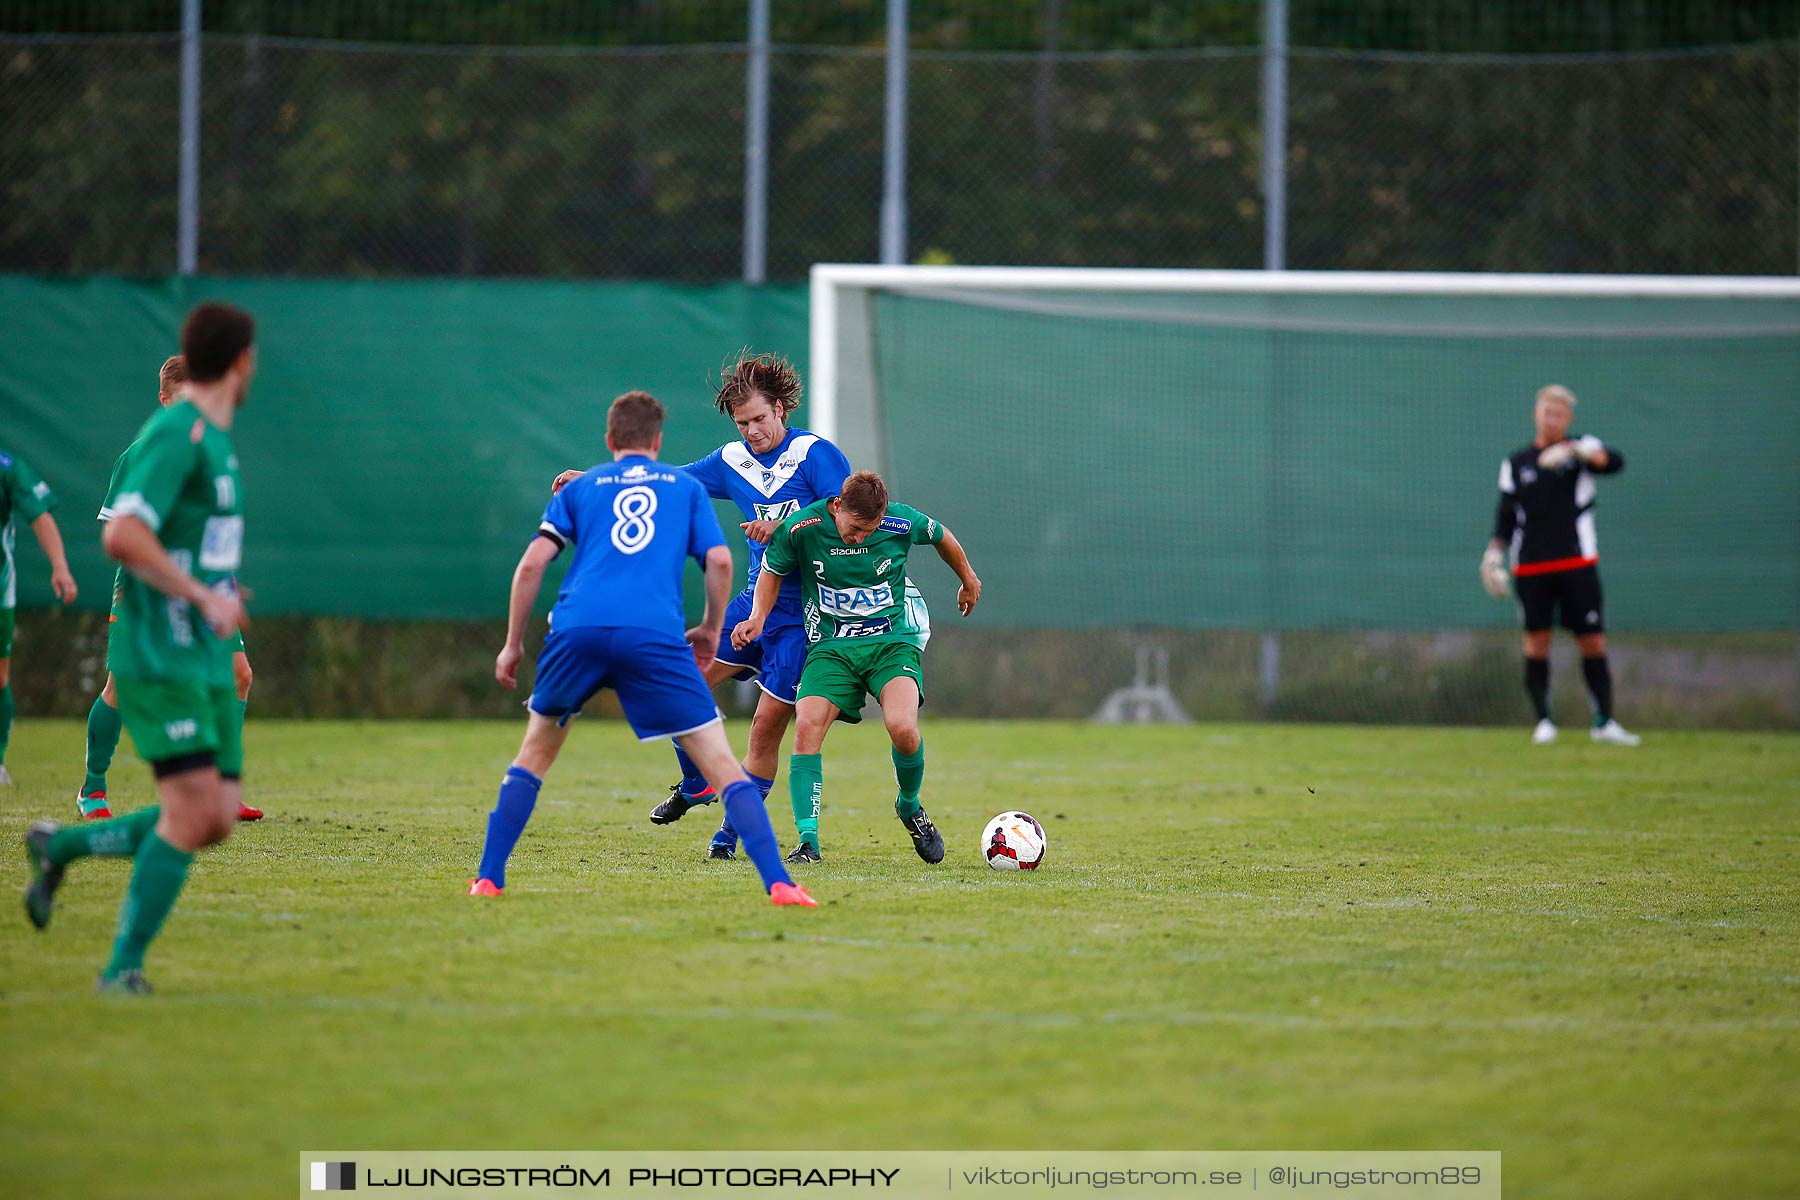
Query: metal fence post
xmin=1259 ymin=0 xmax=1289 ymax=709
xmin=742 ymin=0 xmax=770 ymax=284
xmin=177 ymin=0 xmax=200 ymax=274
xmin=1262 ymin=0 xmax=1287 ymax=270
xmin=880 ymin=0 xmax=908 ymax=265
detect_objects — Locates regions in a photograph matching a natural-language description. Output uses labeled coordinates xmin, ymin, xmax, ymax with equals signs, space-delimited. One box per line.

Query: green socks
xmin=893 ymin=741 xmax=926 ymax=818
xmin=48 ymin=806 xmax=161 ymax=866
xmin=83 ymin=694 xmax=124 ymax=797
xmin=0 ymin=682 xmax=12 ymax=767
xmin=104 ymin=831 xmax=193 ymax=978
xmin=788 ymin=752 xmax=823 ymax=848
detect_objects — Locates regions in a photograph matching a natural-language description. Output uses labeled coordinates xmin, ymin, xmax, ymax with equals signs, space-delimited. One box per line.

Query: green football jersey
xmin=106 ymin=401 xmax=244 ymax=684
xmin=98 ymin=445 xmax=131 ymax=617
xmin=0 ymin=448 xmax=59 ymax=610
xmin=100 ymin=430 xmax=246 ymax=653
xmin=763 ymin=498 xmax=944 ymax=647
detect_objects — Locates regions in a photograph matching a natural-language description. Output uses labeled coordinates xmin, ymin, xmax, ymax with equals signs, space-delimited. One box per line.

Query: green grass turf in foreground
xmin=0 ymin=719 xmax=1796 ymax=1199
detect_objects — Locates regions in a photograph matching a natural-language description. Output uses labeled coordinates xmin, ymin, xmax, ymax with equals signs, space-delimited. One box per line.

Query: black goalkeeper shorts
xmin=1515 ymin=565 xmax=1604 ymax=634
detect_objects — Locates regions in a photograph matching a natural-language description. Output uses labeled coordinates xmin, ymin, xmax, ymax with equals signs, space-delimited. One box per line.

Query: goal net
xmin=811 ymin=266 xmax=1800 ymax=727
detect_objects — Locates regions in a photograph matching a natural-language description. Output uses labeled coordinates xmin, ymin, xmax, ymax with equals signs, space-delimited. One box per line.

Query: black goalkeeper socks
xmin=1582 ymin=656 xmax=1614 ymax=724
xmin=1524 ymin=657 xmax=1551 ymax=721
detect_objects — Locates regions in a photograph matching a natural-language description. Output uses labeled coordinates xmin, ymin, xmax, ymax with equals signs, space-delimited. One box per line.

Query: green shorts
xmin=796 ymin=640 xmax=924 ymax=724
xmin=0 ymin=607 xmax=13 ymax=659
xmin=115 ymin=674 xmax=244 ymax=777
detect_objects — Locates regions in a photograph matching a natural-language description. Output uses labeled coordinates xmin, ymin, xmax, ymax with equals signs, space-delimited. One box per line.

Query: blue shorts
xmin=528 ymin=625 xmax=721 ymax=741
xmin=712 ymin=586 xmax=807 ymax=705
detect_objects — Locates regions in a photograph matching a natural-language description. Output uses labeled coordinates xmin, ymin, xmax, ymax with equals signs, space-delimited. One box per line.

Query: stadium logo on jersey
xmin=879 ymin=515 xmax=911 ymax=534
xmin=754 ymin=500 xmax=799 ymax=523
xmin=818 ymin=582 xmax=893 ymax=617
xmin=828 ymin=546 xmax=867 ymax=556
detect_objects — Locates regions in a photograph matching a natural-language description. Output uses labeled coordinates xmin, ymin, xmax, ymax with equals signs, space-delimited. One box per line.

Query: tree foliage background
xmin=7 ymin=0 xmax=1792 ymax=277
xmin=3 ymin=1 xmax=1795 ymax=278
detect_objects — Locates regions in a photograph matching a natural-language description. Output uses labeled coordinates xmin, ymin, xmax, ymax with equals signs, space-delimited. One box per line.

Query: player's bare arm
xmin=103 ymin=515 xmax=244 ymax=637
xmin=687 ymin=545 xmax=734 ymax=674
xmin=738 ymin=518 xmax=780 ymax=544
xmin=550 ymin=468 xmax=582 ymax=495
xmin=28 ymin=511 xmax=77 ymax=604
xmin=497 ymin=536 xmax=561 ymax=689
xmin=730 ymin=565 xmax=785 ymax=650
xmin=932 ymin=528 xmax=981 ymax=616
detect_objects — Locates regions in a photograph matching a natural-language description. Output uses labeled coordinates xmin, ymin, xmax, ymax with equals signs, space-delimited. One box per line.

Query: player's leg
xmin=25 ymin=675 xmax=233 ymax=992
xmin=1515 ymin=573 xmax=1556 ymax=742
xmin=227 ymin=650 xmax=262 ymax=820
xmin=786 ymin=642 xmax=874 ymax=859
xmin=94 ymin=755 xmax=236 ymax=993
xmin=786 ymin=695 xmax=838 ymax=862
xmin=470 ymin=713 xmax=571 ymax=895
xmin=470 ymin=628 xmax=589 ymax=895
xmin=0 ymin=641 xmax=12 ymax=785
xmin=653 ymin=658 xmax=742 ymax=825
xmin=873 ymin=647 xmax=943 ymax=864
xmin=707 ymin=622 xmax=803 ymax=858
xmin=614 ymin=630 xmax=810 ymax=905
xmin=0 ymin=606 xmax=15 ymax=783
xmin=653 ymin=587 xmax=762 ymax=825
xmin=1570 ymin=570 xmax=1638 ymax=745
xmin=674 ymin=721 xmax=808 ymax=904
xmin=78 ymin=673 xmax=124 ymax=817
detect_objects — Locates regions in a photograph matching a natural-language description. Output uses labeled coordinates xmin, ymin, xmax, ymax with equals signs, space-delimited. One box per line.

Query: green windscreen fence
xmin=0 ymin=275 xmax=810 ymax=617
xmin=860 ymin=286 xmax=1800 ymax=633
xmin=827 ymin=280 xmax=1799 ymax=727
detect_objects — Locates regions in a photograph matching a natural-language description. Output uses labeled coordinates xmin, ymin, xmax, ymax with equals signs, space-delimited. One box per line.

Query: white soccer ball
xmin=982 ymin=811 xmax=1047 ymax=871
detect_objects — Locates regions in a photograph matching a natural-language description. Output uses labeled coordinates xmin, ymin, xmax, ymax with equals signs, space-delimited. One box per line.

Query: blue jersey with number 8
xmin=536 ymin=455 xmax=725 ymax=634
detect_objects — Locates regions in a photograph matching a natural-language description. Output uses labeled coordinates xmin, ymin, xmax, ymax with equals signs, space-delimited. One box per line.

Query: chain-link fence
xmin=3 ymin=31 xmax=1795 ymax=277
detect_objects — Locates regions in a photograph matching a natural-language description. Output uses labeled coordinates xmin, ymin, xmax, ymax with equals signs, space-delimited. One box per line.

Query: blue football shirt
xmin=680 ymin=427 xmax=852 ymax=627
xmin=537 ymin=455 xmax=726 ymax=634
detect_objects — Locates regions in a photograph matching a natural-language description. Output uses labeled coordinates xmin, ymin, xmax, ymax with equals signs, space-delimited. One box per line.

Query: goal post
xmin=808 ymin=264 xmax=1800 ymax=725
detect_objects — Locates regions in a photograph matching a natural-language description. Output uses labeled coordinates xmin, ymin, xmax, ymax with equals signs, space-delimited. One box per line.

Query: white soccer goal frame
xmin=807 ymin=264 xmax=1800 ymax=443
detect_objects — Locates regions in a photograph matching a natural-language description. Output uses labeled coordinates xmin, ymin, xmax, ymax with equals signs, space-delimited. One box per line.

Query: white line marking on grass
xmin=2 ymin=993 xmax=1791 ymax=1037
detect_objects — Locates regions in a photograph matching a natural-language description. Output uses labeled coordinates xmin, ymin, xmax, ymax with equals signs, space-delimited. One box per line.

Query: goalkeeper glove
xmin=1538 ymin=436 xmax=1604 ymax=471
xmin=1480 ymin=546 xmax=1511 ymax=598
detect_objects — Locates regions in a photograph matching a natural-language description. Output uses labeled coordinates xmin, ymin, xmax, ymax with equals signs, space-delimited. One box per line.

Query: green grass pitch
xmin=1 ymin=718 xmax=1796 ymax=1198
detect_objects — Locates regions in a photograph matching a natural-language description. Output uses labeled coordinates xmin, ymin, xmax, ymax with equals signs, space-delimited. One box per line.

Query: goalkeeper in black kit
xmin=1479 ymin=385 xmax=1640 ymax=746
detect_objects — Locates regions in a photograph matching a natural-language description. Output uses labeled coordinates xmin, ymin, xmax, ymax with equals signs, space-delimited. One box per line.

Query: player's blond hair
xmin=1536 ymin=384 xmax=1577 ymax=408
xmin=158 ymin=354 xmax=187 ymax=397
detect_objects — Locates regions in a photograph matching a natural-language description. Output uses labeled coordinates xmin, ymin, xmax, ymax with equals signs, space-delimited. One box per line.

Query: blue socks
xmin=477 ymin=765 xmax=541 ymax=889
xmin=672 ymin=741 xmax=712 ymax=800
xmin=712 ymin=773 xmax=773 ymax=851
xmin=721 ymin=779 xmax=791 ymax=892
